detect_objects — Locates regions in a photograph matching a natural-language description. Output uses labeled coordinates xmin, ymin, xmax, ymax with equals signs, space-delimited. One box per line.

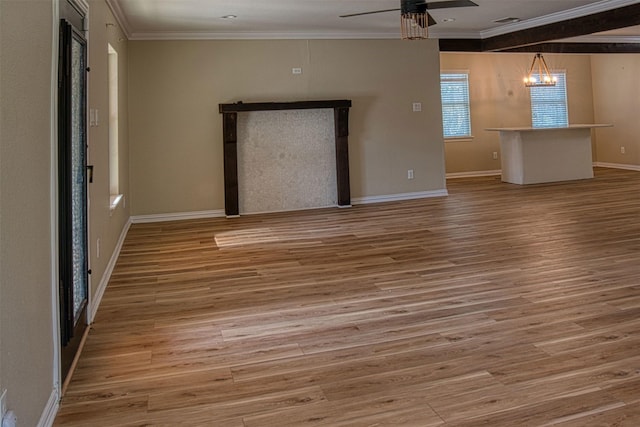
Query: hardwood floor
xmin=55 ymin=168 xmax=640 ymax=426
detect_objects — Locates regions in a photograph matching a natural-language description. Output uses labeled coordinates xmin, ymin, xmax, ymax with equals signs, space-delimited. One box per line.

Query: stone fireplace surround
xmin=219 ymin=100 xmax=352 ymax=217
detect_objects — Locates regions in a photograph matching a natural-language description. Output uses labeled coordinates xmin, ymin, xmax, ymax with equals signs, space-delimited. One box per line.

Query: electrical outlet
xmin=412 ymin=102 xmax=422 ymax=112
xmin=492 ymin=151 xmax=498 ymax=160
xmin=621 ymin=146 xmax=626 ymax=154
xmin=292 ymin=67 xmax=302 ymax=75
xmin=407 ymin=169 xmax=414 ymax=180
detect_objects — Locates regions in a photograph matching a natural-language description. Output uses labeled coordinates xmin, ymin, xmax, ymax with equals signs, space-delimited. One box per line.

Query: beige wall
xmin=87 ymin=0 xmax=130 ymax=307
xmin=128 ymin=39 xmax=446 ymax=216
xmin=591 ymin=54 xmax=640 ymax=167
xmin=440 ymin=53 xmax=595 ymax=174
xmin=0 ymin=0 xmax=56 ymax=425
xmin=0 ymin=0 xmax=130 ymax=423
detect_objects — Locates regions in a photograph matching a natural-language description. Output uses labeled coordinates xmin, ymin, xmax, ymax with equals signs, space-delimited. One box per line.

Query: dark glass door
xmin=58 ymin=17 xmax=89 ymax=383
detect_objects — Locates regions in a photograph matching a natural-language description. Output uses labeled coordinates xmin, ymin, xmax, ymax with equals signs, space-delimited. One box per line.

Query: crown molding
xmin=102 ymin=0 xmax=639 ymax=42
xmin=479 ymin=0 xmax=640 ymax=39
xmin=74 ymin=0 xmax=89 ymax=15
xmin=429 ymin=29 xmax=480 ymax=39
xmin=127 ymin=31 xmax=400 ymax=41
xmin=562 ymin=35 xmax=640 ymax=43
xmin=105 ymin=0 xmax=132 ymax=39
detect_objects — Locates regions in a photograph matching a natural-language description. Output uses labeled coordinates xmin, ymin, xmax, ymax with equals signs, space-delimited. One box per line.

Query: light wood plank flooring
xmin=55 ymin=168 xmax=640 ymax=426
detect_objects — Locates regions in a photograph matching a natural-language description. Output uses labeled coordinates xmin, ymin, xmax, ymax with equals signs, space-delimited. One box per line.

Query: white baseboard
xmin=593 ymin=162 xmax=640 ymax=172
xmin=131 ymin=209 xmax=225 ymax=224
xmin=446 ymin=170 xmax=502 ymax=179
xmin=89 ymin=219 xmax=131 ymax=323
xmin=352 ymin=189 xmax=448 ymax=205
xmin=37 ymin=388 xmax=59 ymax=427
xmin=444 ymin=165 xmax=640 ymax=179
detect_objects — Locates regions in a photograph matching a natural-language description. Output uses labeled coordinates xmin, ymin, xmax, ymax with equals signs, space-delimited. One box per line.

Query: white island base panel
xmin=487 ymin=125 xmax=611 ymax=185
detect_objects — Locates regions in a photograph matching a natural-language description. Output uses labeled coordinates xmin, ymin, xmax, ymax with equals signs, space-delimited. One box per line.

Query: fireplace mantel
xmin=219 ymin=100 xmax=352 ymax=217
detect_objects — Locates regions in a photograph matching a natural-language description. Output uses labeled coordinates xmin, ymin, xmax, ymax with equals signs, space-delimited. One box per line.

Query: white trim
xmin=105 ymin=0 xmax=132 ymax=39
xmin=131 ymin=209 xmax=226 ymax=224
xmin=88 ymin=218 xmax=131 ymax=322
xmin=36 ymin=388 xmax=59 ymax=427
xmin=445 ymin=137 xmax=475 ymax=143
xmin=447 ymin=170 xmax=502 ymax=179
xmin=49 ymin=0 xmax=62 ymax=405
xmin=127 ymin=31 xmax=399 ymax=41
xmin=130 ymin=195 xmax=475 ymax=218
xmin=109 ymin=0 xmax=639 ymax=41
xmin=430 ymin=30 xmax=481 ymax=39
xmin=594 ymin=162 xmax=640 ymax=172
xmin=478 ymin=0 xmax=640 ymax=39
xmin=72 ymin=0 xmax=89 ymax=15
xmin=352 ymin=190 xmax=448 ymax=205
xmin=563 ymin=35 xmax=640 ymax=44
xmin=109 ymin=194 xmax=123 ymax=212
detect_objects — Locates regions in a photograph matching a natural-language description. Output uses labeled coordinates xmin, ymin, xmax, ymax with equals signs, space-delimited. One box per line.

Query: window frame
xmin=107 ymin=43 xmax=123 ymax=211
xmin=529 ymin=70 xmax=569 ymax=129
xmin=440 ymin=71 xmax=472 ymax=141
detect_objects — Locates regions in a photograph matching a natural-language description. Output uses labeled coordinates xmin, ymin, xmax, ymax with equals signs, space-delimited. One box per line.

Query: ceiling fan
xmin=340 ymin=0 xmax=479 ymax=39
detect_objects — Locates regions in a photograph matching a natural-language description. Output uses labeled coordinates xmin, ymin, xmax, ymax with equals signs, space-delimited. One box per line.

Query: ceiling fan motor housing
xmin=401 ymin=0 xmax=427 ymax=14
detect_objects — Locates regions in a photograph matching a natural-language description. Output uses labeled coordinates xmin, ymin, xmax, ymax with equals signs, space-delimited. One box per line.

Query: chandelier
xmin=524 ymin=53 xmax=557 ymax=87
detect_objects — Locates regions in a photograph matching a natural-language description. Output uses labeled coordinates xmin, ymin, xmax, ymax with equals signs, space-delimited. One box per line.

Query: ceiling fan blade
xmin=424 ymin=0 xmax=478 ymax=10
xmin=340 ymin=0 xmax=477 ymax=21
xmin=415 ymin=12 xmax=437 ymax=28
xmin=339 ymin=8 xmax=400 ymax=18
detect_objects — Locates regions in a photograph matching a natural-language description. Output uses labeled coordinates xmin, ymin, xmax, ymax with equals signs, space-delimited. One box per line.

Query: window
xmin=440 ymin=72 xmax=471 ymax=138
xmin=530 ymin=72 xmax=568 ymax=128
xmin=108 ymin=44 xmax=122 ymax=209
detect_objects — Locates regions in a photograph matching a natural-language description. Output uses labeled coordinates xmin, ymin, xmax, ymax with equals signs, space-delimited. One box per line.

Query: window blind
xmin=530 ymin=72 xmax=568 ymax=128
xmin=441 ymin=73 xmax=471 ymax=138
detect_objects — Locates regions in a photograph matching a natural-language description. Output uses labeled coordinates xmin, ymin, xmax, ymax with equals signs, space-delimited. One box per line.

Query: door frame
xmin=52 ymin=0 xmax=91 ymax=396
xmin=58 ymin=16 xmax=89 ymax=382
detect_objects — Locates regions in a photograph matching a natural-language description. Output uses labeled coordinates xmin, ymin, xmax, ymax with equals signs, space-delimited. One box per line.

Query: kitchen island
xmin=486 ymin=124 xmax=612 ymax=185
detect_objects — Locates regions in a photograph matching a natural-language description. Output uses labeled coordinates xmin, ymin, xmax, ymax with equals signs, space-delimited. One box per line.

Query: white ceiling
xmin=106 ymin=0 xmax=640 ymax=41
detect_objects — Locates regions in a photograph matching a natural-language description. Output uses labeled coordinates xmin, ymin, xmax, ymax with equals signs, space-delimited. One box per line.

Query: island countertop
xmin=486 ymin=124 xmax=612 ymax=132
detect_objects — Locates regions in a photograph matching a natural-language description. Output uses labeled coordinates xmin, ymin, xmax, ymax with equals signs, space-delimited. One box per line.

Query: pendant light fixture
xmin=524 ymin=53 xmax=557 ymax=87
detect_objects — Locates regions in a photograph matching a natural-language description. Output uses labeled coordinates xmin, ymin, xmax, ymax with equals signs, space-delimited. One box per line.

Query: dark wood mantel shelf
xmin=219 ymin=100 xmax=352 ymax=113
xmin=219 ymin=100 xmax=352 ymax=217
